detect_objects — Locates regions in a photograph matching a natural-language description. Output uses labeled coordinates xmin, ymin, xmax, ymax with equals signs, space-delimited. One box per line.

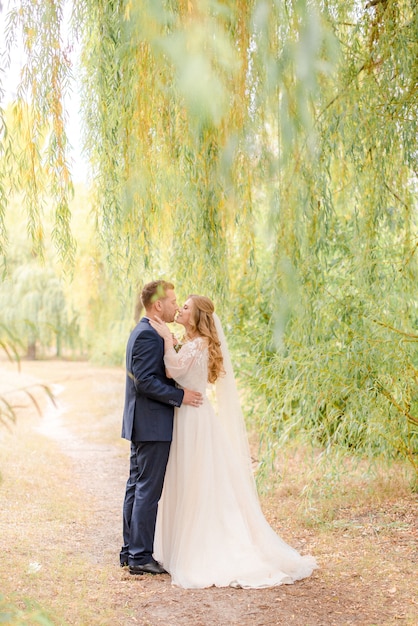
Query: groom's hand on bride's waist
xmin=182 ymin=389 xmax=203 ymax=407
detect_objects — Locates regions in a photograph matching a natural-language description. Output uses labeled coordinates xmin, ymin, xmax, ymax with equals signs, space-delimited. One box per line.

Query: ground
xmin=0 ymin=359 xmax=416 ymax=626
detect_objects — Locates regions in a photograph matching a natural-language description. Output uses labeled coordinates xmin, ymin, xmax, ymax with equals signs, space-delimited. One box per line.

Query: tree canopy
xmin=0 ymin=0 xmax=417 ymax=476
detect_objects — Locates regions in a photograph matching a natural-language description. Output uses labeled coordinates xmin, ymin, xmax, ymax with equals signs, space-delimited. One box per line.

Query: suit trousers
xmin=121 ymin=440 xmax=171 ymax=566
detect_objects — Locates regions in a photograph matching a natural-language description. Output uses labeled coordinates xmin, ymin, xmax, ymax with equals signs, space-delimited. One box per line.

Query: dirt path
xmin=0 ymin=360 xmax=417 ymax=625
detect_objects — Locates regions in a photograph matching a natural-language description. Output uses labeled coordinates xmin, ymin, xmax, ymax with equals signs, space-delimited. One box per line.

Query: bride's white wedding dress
xmin=154 ymin=320 xmax=317 ymax=589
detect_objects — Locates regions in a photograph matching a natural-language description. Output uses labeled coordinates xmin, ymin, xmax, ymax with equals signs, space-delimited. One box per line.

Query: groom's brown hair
xmin=141 ymin=280 xmax=175 ymax=311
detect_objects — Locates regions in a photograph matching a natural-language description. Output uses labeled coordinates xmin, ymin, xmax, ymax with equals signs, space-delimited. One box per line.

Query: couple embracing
xmin=120 ymin=280 xmax=317 ymax=589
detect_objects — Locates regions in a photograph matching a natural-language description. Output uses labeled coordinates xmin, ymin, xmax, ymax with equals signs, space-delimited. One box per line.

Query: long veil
xmin=213 ymin=313 xmax=258 ymax=497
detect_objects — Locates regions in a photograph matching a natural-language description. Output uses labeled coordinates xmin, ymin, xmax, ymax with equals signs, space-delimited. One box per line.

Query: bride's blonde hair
xmin=187 ymin=295 xmax=224 ymax=384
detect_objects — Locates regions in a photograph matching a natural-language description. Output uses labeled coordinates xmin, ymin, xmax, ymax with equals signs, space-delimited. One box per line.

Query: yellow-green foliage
xmin=0 ymin=1 xmax=417 ymax=474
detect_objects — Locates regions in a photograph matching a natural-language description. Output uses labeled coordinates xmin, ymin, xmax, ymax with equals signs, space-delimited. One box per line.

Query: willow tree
xmin=71 ymin=0 xmax=260 ymax=302
xmin=0 ymin=0 xmax=75 ymax=268
xmin=247 ymin=0 xmax=418 ymax=474
xmin=0 ymin=0 xmax=417 ymax=473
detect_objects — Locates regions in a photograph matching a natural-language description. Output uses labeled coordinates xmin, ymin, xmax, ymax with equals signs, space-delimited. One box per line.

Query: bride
xmin=149 ymin=295 xmax=317 ymax=589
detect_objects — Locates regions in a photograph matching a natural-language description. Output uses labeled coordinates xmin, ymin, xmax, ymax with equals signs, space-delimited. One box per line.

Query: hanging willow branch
xmin=374 ymin=381 xmax=418 ymax=427
xmin=3 ymin=0 xmax=75 ymax=266
xmin=370 ymin=318 xmax=418 ymax=340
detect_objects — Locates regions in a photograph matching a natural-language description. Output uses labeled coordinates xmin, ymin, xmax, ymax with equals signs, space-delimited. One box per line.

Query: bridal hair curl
xmin=187 ymin=295 xmax=224 ymax=384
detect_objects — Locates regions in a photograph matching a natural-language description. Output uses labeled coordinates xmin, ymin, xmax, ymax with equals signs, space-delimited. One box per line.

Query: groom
xmin=120 ymin=280 xmax=202 ymax=575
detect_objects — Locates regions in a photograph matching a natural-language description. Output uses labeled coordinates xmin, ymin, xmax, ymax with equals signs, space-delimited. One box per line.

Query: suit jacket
xmin=121 ymin=317 xmax=184 ymax=442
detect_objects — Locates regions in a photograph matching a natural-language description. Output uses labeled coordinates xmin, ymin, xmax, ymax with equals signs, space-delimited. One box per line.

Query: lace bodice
xmin=164 ymin=338 xmax=208 ymax=394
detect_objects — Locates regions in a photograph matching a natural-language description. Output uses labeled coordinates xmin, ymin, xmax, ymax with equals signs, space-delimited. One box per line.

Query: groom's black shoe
xmin=129 ymin=560 xmax=167 ymax=576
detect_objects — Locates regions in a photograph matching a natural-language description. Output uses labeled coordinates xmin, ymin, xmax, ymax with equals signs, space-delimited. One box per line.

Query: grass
xmin=0 ymin=360 xmax=417 ymax=625
xmin=0 ymin=594 xmax=56 ymax=625
xmin=0 ymin=426 xmax=90 ymax=624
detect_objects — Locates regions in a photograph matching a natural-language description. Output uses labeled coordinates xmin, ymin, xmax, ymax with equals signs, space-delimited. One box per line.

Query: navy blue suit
xmin=120 ymin=317 xmax=184 ymax=566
